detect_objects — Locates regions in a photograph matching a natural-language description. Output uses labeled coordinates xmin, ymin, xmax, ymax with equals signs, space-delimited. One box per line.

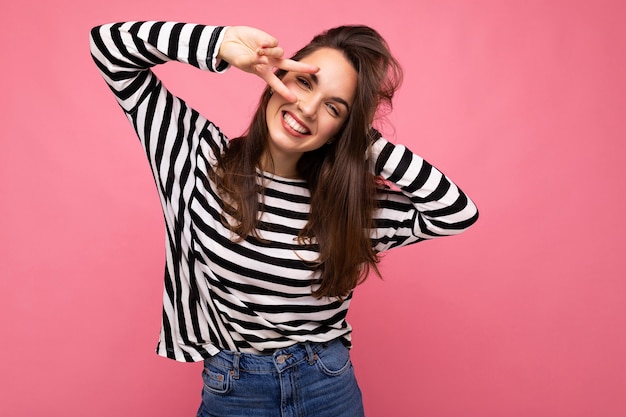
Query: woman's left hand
xmin=218 ymin=26 xmax=318 ymax=102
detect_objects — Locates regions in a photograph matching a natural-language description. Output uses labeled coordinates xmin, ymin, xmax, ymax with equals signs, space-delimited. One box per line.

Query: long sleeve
xmin=89 ymin=22 xmax=232 ymax=242
xmin=89 ymin=22 xmax=230 ymax=195
xmin=89 ymin=21 xmax=229 ymax=113
xmin=370 ymin=136 xmax=479 ymax=252
xmin=90 ymin=22 xmax=238 ymax=361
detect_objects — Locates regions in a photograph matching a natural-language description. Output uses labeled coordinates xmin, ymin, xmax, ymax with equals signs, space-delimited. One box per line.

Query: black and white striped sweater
xmin=90 ymin=21 xmax=479 ymax=362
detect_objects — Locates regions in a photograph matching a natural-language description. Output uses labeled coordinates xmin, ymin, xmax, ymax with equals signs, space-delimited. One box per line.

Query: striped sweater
xmin=89 ymin=21 xmax=479 ymax=362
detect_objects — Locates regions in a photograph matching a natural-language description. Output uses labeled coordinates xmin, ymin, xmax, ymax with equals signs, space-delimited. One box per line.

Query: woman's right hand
xmin=218 ymin=26 xmax=318 ymax=103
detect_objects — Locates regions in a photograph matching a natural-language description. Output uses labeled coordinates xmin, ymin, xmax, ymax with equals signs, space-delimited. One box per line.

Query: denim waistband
xmin=205 ymin=339 xmax=344 ymax=376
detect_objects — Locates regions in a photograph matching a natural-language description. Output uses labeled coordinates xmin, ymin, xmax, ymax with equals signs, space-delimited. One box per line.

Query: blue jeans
xmin=196 ymin=338 xmax=365 ymax=417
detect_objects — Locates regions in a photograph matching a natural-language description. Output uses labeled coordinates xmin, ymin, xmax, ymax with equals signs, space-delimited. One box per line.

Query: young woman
xmin=90 ymin=21 xmax=478 ymax=417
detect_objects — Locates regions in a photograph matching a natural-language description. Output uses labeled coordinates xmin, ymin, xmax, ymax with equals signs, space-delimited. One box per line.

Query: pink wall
xmin=2 ymin=0 xmax=625 ymax=416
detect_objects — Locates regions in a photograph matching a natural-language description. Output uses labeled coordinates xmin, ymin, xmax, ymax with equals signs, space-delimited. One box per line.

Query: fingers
xmin=257 ymin=46 xmax=283 ymax=58
xmin=274 ymin=58 xmax=318 ymax=74
xmin=254 ymin=57 xmax=318 ymax=103
xmin=249 ymin=53 xmax=317 ymax=103
xmin=262 ymin=73 xmax=297 ymax=103
xmin=257 ymin=47 xmax=319 ymax=74
xmin=266 ymin=57 xmax=318 ymax=74
xmin=256 ymin=33 xmax=279 ymax=50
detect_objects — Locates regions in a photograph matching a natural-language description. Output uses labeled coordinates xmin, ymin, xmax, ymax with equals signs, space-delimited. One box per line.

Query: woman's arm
xmin=89 ymin=22 xmax=317 ymax=201
xmin=370 ymin=133 xmax=479 ymax=252
xmin=90 ymin=21 xmax=236 ymax=221
xmin=89 ymin=22 xmax=317 ymax=112
xmin=90 ymin=22 xmax=230 ymax=114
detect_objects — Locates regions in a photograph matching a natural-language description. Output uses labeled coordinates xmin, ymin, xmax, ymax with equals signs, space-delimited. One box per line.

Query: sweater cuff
xmin=207 ymin=26 xmax=230 ymax=73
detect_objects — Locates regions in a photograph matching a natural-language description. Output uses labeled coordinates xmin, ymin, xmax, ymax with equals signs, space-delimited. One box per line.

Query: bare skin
xmin=218 ymin=26 xmax=318 ymax=102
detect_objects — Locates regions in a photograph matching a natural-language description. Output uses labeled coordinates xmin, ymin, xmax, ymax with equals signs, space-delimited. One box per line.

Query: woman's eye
xmin=297 ymin=77 xmax=311 ymax=89
xmin=327 ymin=103 xmax=340 ymax=116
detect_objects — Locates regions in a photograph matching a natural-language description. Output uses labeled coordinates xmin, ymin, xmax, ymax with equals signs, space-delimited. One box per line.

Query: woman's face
xmin=265 ymin=47 xmax=357 ymax=170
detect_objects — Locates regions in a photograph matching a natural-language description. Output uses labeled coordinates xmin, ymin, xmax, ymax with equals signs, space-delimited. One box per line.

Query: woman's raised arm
xmin=369 ymin=133 xmax=480 ymax=251
xmin=90 ymin=22 xmax=232 ymax=113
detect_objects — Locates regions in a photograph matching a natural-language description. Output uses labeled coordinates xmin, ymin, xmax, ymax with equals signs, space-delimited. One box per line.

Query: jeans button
xmin=276 ymin=354 xmax=292 ymax=364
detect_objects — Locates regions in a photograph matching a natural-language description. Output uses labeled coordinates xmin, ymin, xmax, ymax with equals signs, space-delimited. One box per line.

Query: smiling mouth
xmin=282 ymin=112 xmax=311 ymax=135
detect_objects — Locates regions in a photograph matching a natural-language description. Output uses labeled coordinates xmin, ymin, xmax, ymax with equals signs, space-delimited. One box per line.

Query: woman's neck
xmin=260 ymin=151 xmax=301 ymax=179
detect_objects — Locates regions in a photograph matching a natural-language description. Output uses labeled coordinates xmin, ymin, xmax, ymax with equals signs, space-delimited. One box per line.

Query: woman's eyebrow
xmin=307 ymin=73 xmax=351 ymax=110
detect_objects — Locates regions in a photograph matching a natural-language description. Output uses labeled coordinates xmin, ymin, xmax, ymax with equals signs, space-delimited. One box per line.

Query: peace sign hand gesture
xmin=218 ymin=26 xmax=318 ymax=102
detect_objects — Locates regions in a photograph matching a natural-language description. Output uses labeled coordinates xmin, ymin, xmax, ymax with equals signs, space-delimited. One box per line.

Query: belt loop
xmin=231 ymin=352 xmax=241 ymax=379
xmin=305 ymin=343 xmax=317 ymax=365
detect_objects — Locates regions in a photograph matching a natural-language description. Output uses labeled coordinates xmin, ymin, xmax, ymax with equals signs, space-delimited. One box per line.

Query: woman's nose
xmin=297 ymin=95 xmax=319 ymax=119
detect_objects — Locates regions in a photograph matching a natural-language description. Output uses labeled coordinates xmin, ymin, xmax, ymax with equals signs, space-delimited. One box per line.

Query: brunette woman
xmin=90 ymin=21 xmax=478 ymax=416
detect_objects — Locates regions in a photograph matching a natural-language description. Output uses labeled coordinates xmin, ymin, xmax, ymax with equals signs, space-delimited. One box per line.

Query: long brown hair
xmin=209 ymin=25 xmax=403 ymax=298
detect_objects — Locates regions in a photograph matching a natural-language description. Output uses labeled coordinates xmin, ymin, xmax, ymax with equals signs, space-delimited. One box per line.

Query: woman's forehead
xmin=297 ymin=48 xmax=357 ymax=101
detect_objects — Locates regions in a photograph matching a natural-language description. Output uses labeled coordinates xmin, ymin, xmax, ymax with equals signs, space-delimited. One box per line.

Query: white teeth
xmin=283 ymin=113 xmax=310 ymax=134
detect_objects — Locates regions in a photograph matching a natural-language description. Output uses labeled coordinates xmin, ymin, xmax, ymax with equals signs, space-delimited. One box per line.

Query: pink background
xmin=2 ymin=0 xmax=625 ymax=416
